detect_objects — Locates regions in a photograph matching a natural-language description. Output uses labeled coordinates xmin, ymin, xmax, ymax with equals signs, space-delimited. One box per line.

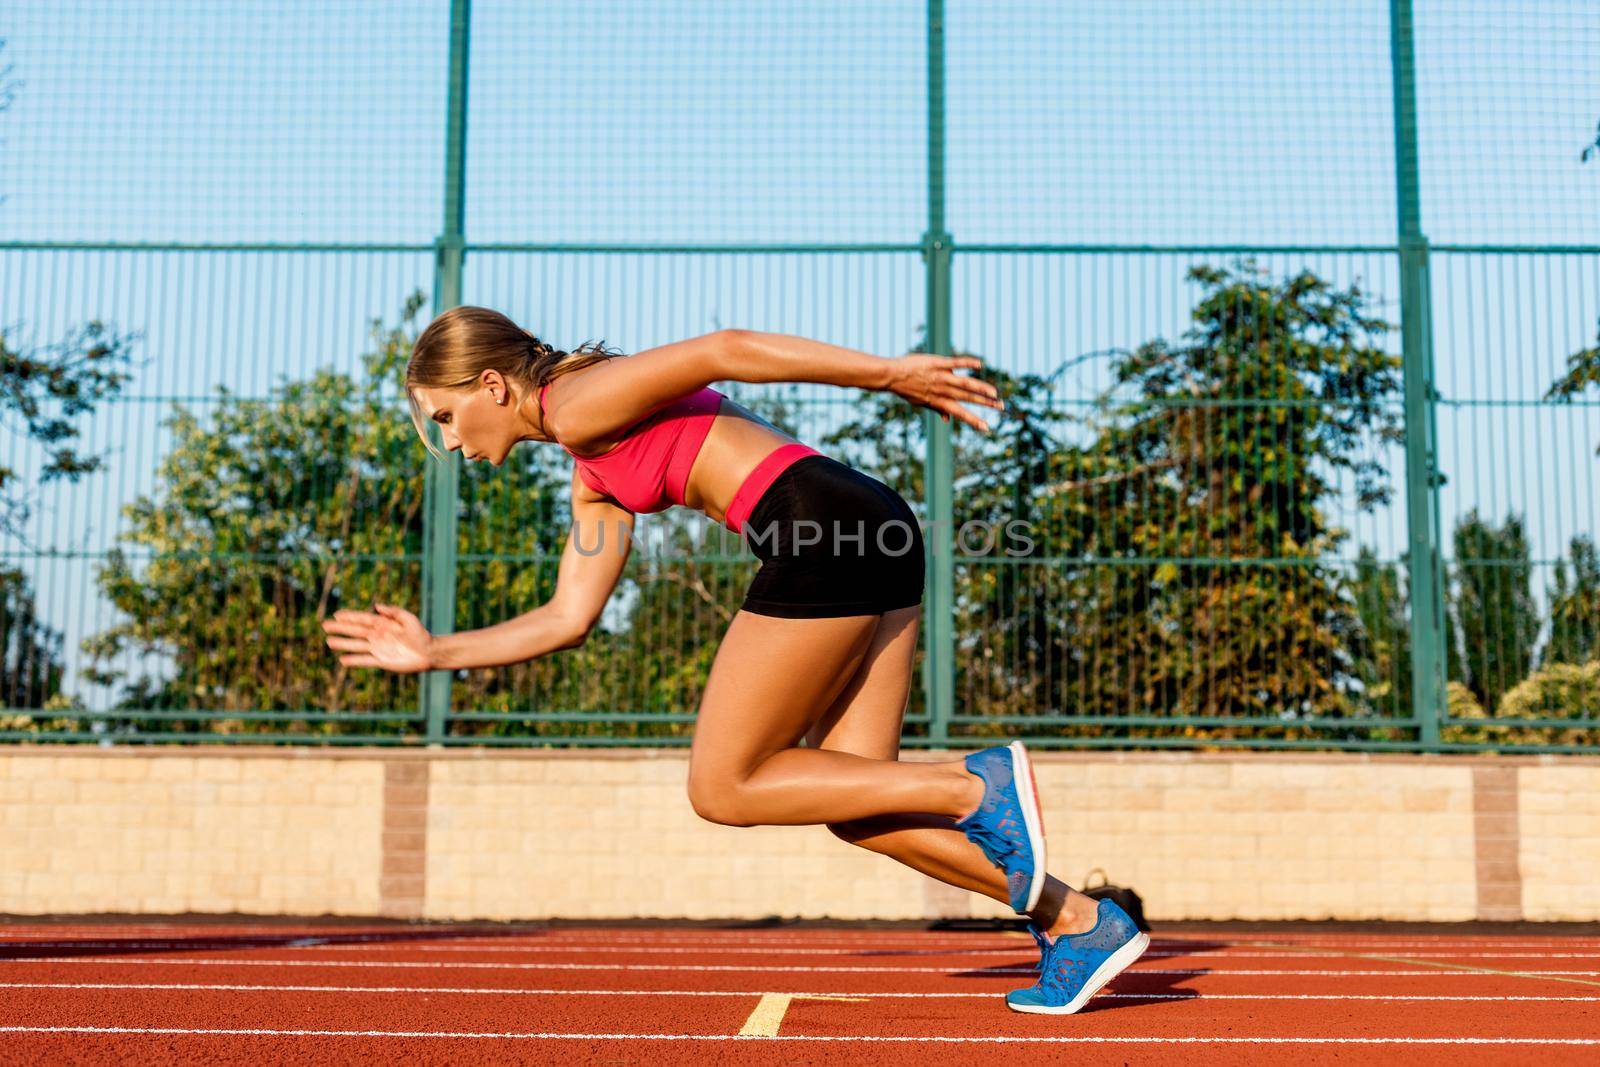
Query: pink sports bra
xmin=537 ymin=380 xmax=822 ymax=534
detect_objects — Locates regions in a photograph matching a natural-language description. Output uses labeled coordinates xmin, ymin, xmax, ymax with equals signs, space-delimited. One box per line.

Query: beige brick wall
xmin=0 ymin=746 xmax=1593 ymax=922
xmin=1518 ymin=764 xmax=1600 ymax=921
xmin=424 ymin=755 xmax=932 ymax=921
xmin=0 ymin=751 xmax=385 ymax=915
xmin=987 ymin=758 xmax=1479 ymax=922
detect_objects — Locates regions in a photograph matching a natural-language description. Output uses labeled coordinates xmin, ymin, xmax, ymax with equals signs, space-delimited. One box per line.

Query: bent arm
xmin=428 ymin=471 xmax=635 ymax=670
xmin=720 ymin=330 xmax=898 ymax=391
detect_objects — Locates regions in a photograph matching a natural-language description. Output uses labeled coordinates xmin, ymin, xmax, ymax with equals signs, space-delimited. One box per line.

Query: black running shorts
xmin=738 ymin=455 xmax=925 ymax=619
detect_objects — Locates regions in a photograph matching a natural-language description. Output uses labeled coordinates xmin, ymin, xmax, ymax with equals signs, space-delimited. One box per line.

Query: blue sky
xmin=2 ymin=1 xmax=1598 ymax=700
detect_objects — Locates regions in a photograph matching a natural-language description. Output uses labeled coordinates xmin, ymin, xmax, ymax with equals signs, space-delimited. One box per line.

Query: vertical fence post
xmin=922 ymin=0 xmax=955 ymax=747
xmin=420 ymin=0 xmax=472 ymax=744
xmin=1390 ymin=0 xmax=1446 ymax=747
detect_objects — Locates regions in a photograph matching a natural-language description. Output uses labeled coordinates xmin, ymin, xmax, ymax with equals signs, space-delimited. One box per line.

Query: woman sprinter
xmin=321 ymin=306 xmax=1147 ymax=1013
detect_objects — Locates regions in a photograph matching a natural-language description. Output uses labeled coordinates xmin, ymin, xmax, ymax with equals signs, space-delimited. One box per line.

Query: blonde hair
xmin=405 ymin=305 xmax=621 ymax=460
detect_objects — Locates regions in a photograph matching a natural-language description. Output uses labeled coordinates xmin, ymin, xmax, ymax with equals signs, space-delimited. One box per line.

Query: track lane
xmin=2 ymin=1028 xmax=1598 ymax=1067
xmin=1 ymin=965 xmax=1596 ymax=1040
xmin=4 ymin=923 xmax=1599 ymax=1066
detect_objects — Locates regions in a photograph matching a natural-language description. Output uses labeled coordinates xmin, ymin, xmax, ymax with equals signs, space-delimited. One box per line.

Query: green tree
xmin=1061 ymin=261 xmax=1399 ymax=726
xmin=0 ymin=43 xmax=137 ymax=721
xmin=1449 ymin=663 xmax=1600 ymax=747
xmin=1447 ymin=510 xmax=1538 ymax=715
xmin=1545 ymin=535 xmax=1600 ymax=667
xmin=81 ymin=295 xmax=805 ymax=741
xmin=1 ymin=319 xmax=137 ymax=713
xmin=82 ymin=264 xmax=1409 ymax=745
xmin=84 ymin=299 xmax=429 ymax=727
xmin=0 ymin=568 xmax=63 ymax=711
xmin=85 ymin=294 xmax=575 ymax=736
xmin=1546 ymin=318 xmax=1600 ymax=454
xmin=1351 ymin=546 xmax=1411 ymax=717
xmin=831 ymin=261 xmax=1402 ymax=739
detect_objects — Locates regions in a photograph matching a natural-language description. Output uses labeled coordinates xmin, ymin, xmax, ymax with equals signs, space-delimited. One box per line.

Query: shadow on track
xmin=0 ymin=924 xmax=549 ymax=961
xmin=942 ymin=928 xmax=1219 ymax=1015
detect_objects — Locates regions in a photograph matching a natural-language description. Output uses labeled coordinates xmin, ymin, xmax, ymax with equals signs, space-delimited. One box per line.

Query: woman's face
xmin=411 ymin=372 xmax=526 ymax=466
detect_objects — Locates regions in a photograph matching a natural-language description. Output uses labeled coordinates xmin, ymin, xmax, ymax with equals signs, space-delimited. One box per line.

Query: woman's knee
xmin=686 ymin=776 xmax=756 ymax=828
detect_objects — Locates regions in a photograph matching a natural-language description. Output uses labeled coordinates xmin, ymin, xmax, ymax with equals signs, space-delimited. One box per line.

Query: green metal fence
xmin=2 ymin=2 xmax=1597 ymax=751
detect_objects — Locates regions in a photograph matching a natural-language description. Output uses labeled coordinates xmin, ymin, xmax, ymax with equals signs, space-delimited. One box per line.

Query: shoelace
xmin=1028 ymin=925 xmax=1049 ymax=970
xmin=1037 ymin=938 xmax=1094 ymax=995
xmin=1012 ymin=927 xmax=1081 ymax=997
xmin=962 ymin=816 xmax=1017 ymax=870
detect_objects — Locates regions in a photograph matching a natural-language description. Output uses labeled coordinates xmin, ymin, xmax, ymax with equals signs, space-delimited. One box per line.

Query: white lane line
xmin=522 ymin=937 xmax=1600 ymax=948
xmin=0 ymin=939 xmax=1020 ymax=952
xmin=9 ymin=933 xmax=1600 ymax=952
xmin=294 ymin=947 xmax=1600 ymax=966
xmin=2 ymin=942 xmax=1024 ymax=957
xmin=13 ymin=942 xmax=1600 ymax=960
xmin=0 ymin=1026 xmax=1596 ymax=1045
xmin=2 ymin=982 xmax=1598 ymax=1002
xmin=10 ymin=932 xmax=1600 ymax=949
xmin=4 ymin=924 xmax=1598 ymax=938
xmin=0 ymin=930 xmax=979 ymax=940
xmin=0 ymin=936 xmax=1021 ymax=949
xmin=293 ymin=947 xmax=1600 ymax=963
xmin=5 ymin=957 xmax=1599 ymax=977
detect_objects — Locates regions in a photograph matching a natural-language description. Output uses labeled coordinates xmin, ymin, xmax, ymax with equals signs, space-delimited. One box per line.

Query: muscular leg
xmin=686 ymin=610 xmax=985 ymax=828
xmin=805 ymin=604 xmax=1100 ymax=937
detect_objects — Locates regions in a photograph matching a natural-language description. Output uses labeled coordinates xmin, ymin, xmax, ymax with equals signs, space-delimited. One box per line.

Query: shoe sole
xmin=1007 ymin=740 xmax=1047 ymax=913
xmin=1006 ymin=930 xmax=1151 ymax=1015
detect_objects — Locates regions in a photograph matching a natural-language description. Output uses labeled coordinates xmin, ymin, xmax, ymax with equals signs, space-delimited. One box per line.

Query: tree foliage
xmin=1545 ymin=535 xmax=1600 ymax=668
xmin=1447 ymin=511 xmax=1538 ymax=716
xmin=61 ymin=260 xmax=1598 ymax=749
xmin=1446 ymin=664 xmax=1600 ymax=747
xmin=81 ymin=294 xmax=789 ymax=741
xmin=1351 ymin=546 xmax=1411 ymax=716
xmin=83 ymin=293 xmax=589 ymax=734
xmin=1 ymin=320 xmax=138 ymax=538
xmin=85 ymin=297 xmax=435 ymax=726
xmin=0 ymin=318 xmax=137 ymax=714
xmin=834 ymin=260 xmax=1402 ymax=738
xmin=1546 ymin=318 xmax=1600 ymax=457
xmin=0 ymin=567 xmax=63 ymax=712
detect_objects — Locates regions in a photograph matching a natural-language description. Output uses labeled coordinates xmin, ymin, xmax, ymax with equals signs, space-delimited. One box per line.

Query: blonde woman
xmin=321 ymin=306 xmax=1148 ymax=1013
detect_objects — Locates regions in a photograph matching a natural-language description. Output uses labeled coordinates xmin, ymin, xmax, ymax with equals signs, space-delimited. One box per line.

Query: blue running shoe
xmin=1006 ymin=898 xmax=1150 ymax=1015
xmin=954 ymin=740 xmax=1047 ymax=913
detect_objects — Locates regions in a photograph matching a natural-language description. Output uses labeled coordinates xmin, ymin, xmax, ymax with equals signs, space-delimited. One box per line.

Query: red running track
xmin=1 ymin=920 xmax=1598 ymax=1065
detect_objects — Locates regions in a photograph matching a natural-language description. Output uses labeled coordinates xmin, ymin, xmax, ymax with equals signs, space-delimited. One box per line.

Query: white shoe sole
xmin=1007 ymin=740 xmax=1048 ymax=913
xmin=1007 ymin=930 xmax=1151 ymax=1015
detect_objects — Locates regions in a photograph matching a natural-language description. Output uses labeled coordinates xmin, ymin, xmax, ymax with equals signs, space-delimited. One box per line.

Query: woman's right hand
xmin=885 ymin=353 xmax=1003 ymax=433
xmin=322 ymin=603 xmax=435 ymax=674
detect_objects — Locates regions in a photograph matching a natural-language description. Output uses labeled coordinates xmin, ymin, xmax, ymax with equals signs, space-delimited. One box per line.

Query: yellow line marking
xmin=738 ymin=993 xmax=869 ymax=1037
xmin=1235 ymin=940 xmax=1600 ymax=990
xmin=738 ymin=994 xmax=791 ymax=1037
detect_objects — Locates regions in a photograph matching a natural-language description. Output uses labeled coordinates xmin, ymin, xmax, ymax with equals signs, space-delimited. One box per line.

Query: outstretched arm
xmin=323 ymin=468 xmax=635 ymax=673
xmin=551 ymin=328 xmax=1003 ymax=448
xmin=723 ymin=330 xmax=1004 ymax=433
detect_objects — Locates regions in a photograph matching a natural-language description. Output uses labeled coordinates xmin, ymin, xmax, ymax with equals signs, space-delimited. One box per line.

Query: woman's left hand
xmin=322 ymin=603 xmax=435 ymax=674
xmin=886 ymin=354 xmax=1004 ymax=433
